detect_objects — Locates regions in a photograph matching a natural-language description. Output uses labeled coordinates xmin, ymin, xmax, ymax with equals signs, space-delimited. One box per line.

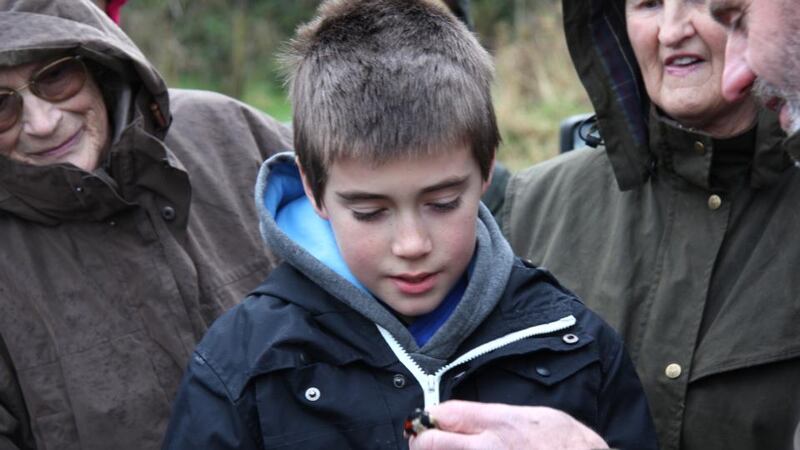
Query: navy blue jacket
xmin=162 ymin=260 xmax=657 ymax=449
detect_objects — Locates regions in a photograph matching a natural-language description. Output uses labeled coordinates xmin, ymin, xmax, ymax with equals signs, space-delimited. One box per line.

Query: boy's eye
xmin=429 ymin=197 xmax=461 ymax=213
xmin=352 ymin=208 xmax=385 ymax=222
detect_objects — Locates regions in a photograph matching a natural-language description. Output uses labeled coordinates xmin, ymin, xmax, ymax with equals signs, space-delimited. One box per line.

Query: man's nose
xmin=391 ymin=215 xmax=433 ymax=259
xmin=20 ymin=92 xmax=61 ymax=137
xmin=721 ymin=34 xmax=756 ymax=103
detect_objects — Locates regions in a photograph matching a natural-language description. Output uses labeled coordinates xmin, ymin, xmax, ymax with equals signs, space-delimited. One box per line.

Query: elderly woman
xmin=0 ymin=1 xmax=290 ymax=449
xmin=501 ymin=0 xmax=799 ymax=449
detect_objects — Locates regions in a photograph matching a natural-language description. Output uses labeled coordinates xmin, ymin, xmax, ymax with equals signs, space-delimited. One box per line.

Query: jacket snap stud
xmin=161 ymin=206 xmax=177 ymax=221
xmin=535 ymin=366 xmax=551 ymax=377
xmin=392 ymin=374 xmax=406 ymax=388
xmin=562 ymin=333 xmax=579 ymax=344
xmin=665 ymin=363 xmax=682 ymax=379
xmin=74 ymin=186 xmax=84 ymax=193
xmin=708 ymin=195 xmax=722 ymax=210
xmin=694 ymin=141 xmax=705 ymax=154
xmin=304 ymin=387 xmax=321 ymax=401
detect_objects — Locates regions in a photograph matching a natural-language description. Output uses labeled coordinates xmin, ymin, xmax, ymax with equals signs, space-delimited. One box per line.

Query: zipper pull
xmin=424 ymin=375 xmax=440 ymax=408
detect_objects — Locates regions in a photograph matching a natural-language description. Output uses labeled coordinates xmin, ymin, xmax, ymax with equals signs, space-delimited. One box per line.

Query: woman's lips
xmin=391 ymin=272 xmax=438 ymax=295
xmin=32 ymin=128 xmax=82 ymax=160
xmin=664 ymin=54 xmax=705 ymax=76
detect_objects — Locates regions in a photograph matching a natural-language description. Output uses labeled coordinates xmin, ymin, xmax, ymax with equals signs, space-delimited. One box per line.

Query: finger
xmin=425 ymin=400 xmax=504 ymax=434
xmin=409 ymin=428 xmax=490 ymax=450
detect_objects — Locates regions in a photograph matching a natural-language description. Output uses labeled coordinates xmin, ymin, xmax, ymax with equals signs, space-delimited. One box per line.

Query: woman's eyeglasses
xmin=0 ymin=56 xmax=89 ymax=133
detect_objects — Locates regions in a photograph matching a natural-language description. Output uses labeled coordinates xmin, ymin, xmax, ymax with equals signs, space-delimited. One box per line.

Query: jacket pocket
xmin=256 ymin=362 xmax=400 ymax=449
xmin=466 ymin=338 xmax=602 ymax=430
xmin=501 ymin=340 xmax=600 ymax=386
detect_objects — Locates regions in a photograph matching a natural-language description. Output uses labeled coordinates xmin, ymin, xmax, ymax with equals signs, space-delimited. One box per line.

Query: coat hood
xmin=563 ymin=0 xmax=649 ymax=189
xmin=0 ymin=0 xmax=169 ymax=128
xmin=254 ymin=153 xmax=515 ymax=370
xmin=563 ymin=0 xmax=788 ymax=190
xmin=0 ymin=0 xmax=177 ymax=224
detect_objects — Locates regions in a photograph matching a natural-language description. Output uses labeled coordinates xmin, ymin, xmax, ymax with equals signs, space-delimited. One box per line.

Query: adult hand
xmin=408 ymin=400 xmax=609 ymax=450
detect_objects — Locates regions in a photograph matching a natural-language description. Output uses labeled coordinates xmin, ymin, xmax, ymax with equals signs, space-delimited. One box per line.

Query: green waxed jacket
xmin=503 ymin=1 xmax=800 ymax=449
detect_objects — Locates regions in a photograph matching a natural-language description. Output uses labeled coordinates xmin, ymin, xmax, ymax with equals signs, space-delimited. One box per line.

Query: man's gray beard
xmin=754 ymin=78 xmax=800 ymax=134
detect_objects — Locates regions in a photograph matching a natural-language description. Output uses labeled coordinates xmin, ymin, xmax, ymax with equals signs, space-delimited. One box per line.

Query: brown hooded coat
xmin=503 ymin=1 xmax=800 ymax=449
xmin=0 ymin=1 xmax=291 ymax=449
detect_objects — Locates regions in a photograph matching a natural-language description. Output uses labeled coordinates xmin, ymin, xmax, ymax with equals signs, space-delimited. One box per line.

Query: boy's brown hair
xmin=283 ymin=0 xmax=499 ymax=206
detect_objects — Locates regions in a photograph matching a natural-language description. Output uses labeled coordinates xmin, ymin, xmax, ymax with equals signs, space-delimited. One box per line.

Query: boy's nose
xmin=20 ymin=92 xmax=62 ymax=137
xmin=391 ymin=216 xmax=433 ymax=259
xmin=721 ymin=34 xmax=756 ymax=103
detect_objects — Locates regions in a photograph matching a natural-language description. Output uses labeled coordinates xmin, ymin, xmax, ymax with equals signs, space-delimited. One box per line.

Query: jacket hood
xmin=255 ymin=152 xmax=516 ymax=369
xmin=0 ymin=0 xmax=176 ymax=224
xmin=0 ymin=0 xmax=169 ymax=126
xmin=563 ymin=0 xmax=650 ymax=189
xmin=563 ymin=0 xmax=788 ymax=190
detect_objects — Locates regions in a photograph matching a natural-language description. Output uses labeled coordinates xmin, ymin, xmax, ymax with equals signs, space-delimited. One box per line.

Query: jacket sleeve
xmin=166 ymin=88 xmax=293 ymax=162
xmin=237 ymin=100 xmax=293 ymax=160
xmin=161 ymin=352 xmax=261 ymax=450
xmin=596 ymin=333 xmax=659 ymax=450
xmin=0 ymin=335 xmax=35 ymax=450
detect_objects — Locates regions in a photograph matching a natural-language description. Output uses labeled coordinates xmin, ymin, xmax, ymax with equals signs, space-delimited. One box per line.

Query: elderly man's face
xmin=0 ymin=57 xmax=109 ymax=171
xmin=712 ymin=0 xmax=800 ymax=133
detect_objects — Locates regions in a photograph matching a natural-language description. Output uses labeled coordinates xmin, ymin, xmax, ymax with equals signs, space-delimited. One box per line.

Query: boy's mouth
xmin=390 ymin=272 xmax=438 ymax=295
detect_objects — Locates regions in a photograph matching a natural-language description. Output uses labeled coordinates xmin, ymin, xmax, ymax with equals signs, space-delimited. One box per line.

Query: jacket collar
xmin=0 ymin=121 xmax=190 ymax=225
xmin=226 ymin=262 xmax=589 ymax=400
xmin=649 ymin=108 xmax=789 ymax=190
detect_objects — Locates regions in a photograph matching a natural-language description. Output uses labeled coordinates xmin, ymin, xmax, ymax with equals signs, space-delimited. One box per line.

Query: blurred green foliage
xmin=122 ymin=0 xmax=590 ymax=170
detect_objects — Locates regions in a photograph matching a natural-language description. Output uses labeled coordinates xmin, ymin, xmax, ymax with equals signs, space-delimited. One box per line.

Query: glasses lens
xmin=0 ymin=91 xmax=23 ymax=132
xmin=31 ymin=57 xmax=87 ymax=103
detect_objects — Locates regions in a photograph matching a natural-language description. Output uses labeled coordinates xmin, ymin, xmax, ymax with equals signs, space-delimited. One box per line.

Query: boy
xmin=162 ymin=0 xmax=657 ymax=448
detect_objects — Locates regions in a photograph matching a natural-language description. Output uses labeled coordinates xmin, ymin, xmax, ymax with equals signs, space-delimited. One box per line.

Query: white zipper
xmin=377 ymin=314 xmax=577 ymax=409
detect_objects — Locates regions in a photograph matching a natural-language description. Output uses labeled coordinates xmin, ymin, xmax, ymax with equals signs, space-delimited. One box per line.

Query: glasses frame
xmin=0 ymin=55 xmax=88 ymax=133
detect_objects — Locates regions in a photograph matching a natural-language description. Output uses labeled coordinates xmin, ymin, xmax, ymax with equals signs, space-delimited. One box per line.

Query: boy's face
xmin=302 ymin=145 xmax=492 ymax=320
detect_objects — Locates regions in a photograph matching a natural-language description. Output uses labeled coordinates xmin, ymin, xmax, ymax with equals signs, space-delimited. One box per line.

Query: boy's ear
xmin=480 ymin=156 xmax=496 ymax=195
xmin=296 ymin=156 xmax=330 ymax=219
